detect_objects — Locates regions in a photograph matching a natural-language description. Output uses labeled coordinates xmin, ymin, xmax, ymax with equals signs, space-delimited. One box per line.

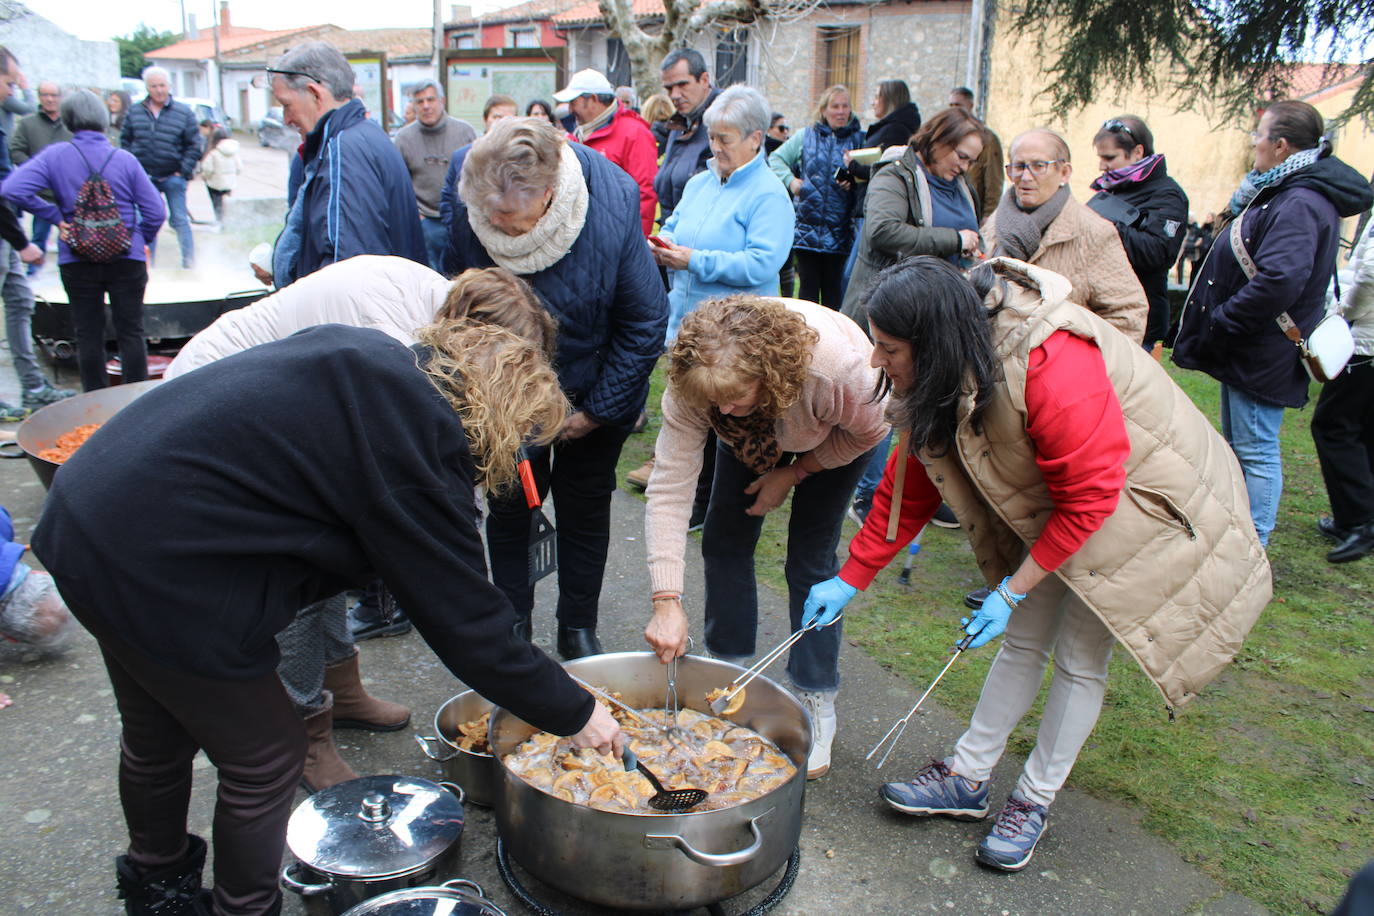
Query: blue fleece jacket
xmin=660 ymin=150 xmax=794 ymax=341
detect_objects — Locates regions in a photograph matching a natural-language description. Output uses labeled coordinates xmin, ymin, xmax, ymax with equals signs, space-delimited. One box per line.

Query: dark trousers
xmin=88 ymin=620 xmax=305 ymax=916
xmin=208 ymin=188 xmax=229 ymax=223
xmin=1312 ymin=358 xmax=1374 ymax=529
xmin=485 ymin=422 xmax=633 ymax=628
xmin=59 ymin=258 xmax=148 ymax=391
xmin=793 ymin=250 xmax=847 ymax=310
xmin=700 ymin=441 xmax=873 ymax=691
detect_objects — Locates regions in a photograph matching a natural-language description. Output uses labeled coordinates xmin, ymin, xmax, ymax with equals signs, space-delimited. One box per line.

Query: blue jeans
xmin=701 ymin=441 xmax=873 ymax=691
xmin=28 ymin=216 xmax=53 ymax=274
xmin=1219 ymin=383 xmax=1285 ymax=546
xmin=420 ymin=216 xmax=448 ymax=274
xmin=0 ymin=241 xmax=44 ymax=391
xmin=150 ymin=174 xmax=194 ymax=268
xmin=854 ymin=427 xmax=893 ymax=502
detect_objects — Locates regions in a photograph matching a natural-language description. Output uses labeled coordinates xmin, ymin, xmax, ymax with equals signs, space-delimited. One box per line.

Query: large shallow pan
xmin=489 ymin=651 xmax=809 ymax=911
xmin=12 ymin=380 xmax=162 ymax=488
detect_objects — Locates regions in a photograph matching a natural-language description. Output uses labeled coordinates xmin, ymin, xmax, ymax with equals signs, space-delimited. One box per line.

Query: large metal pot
xmin=11 ymin=380 xmax=162 ymax=488
xmin=416 ymin=690 xmax=497 ymax=807
xmin=281 ymin=775 xmax=466 ymax=916
xmin=339 ymin=879 xmax=506 ymax=916
xmin=489 ymin=652 xmax=809 ymax=911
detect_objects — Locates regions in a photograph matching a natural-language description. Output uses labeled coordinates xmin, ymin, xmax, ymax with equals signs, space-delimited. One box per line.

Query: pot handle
xmin=644 ymin=807 xmax=772 ymax=868
xmin=437 ymin=780 xmax=467 ymax=805
xmin=0 ymin=441 xmax=25 ymax=459
xmin=415 ymin=732 xmax=461 ymax=762
xmin=280 ymin=862 xmax=333 ymax=897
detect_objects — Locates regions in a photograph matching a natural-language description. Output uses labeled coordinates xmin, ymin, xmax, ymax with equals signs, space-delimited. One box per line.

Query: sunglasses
xmin=252 ymin=67 xmax=324 ymax=89
xmin=1101 ymin=119 xmax=1135 ymax=142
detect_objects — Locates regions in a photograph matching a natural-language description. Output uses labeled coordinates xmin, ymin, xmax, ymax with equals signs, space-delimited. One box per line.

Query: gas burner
xmin=495 ymin=838 xmax=800 ymax=916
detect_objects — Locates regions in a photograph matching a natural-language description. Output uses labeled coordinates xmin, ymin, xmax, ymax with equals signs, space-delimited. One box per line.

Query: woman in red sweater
xmin=803 ymin=256 xmax=1269 ymax=873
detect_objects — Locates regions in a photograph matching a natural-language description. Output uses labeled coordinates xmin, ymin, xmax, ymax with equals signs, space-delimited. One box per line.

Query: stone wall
xmin=0 ymin=3 xmax=121 ymax=90
xmin=755 ymin=1 xmax=971 ymax=135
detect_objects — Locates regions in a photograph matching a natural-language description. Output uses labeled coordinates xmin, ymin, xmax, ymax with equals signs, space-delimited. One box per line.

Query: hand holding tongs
xmin=566 ymin=673 xmax=695 ymax=755
xmin=866 ymin=632 xmax=974 ymax=770
xmin=708 ymin=616 xmax=840 ymax=715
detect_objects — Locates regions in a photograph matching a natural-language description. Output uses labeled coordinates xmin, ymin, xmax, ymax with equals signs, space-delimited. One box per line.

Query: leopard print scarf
xmin=709 ymin=409 xmax=782 ymax=475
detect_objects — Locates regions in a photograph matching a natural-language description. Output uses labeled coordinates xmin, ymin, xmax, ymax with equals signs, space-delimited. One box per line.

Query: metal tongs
xmin=866 ymin=632 xmax=975 ymax=769
xmin=662 ymin=637 xmax=697 ymax=750
xmin=708 ymin=616 xmax=840 ymax=715
xmin=566 ymin=673 xmax=696 ymax=756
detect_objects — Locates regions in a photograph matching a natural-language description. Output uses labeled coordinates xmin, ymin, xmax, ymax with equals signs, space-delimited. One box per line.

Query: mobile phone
xmin=648 ymin=235 xmax=672 ymax=249
xmin=833 ymin=165 xmax=852 ymax=184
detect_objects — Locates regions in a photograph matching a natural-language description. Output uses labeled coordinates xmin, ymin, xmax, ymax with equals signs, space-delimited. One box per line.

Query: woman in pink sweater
xmin=642 ymin=295 xmax=888 ymax=779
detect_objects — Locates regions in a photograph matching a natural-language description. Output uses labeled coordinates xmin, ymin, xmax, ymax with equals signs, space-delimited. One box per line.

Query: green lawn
xmin=617 ymin=358 xmax=1374 ymax=914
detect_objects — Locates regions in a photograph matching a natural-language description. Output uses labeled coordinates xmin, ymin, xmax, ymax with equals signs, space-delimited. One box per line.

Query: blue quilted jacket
xmin=771 ymin=117 xmax=864 ymax=254
xmin=119 ymin=96 xmax=200 ymax=179
xmin=441 ymin=143 xmax=668 ymax=426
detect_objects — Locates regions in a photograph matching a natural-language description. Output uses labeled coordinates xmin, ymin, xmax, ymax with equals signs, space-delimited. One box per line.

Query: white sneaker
xmin=799 ymin=690 xmax=837 ymax=779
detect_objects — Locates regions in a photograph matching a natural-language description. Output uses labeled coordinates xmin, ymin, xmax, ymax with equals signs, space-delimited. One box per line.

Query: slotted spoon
xmin=623 ymin=748 xmax=708 ymax=812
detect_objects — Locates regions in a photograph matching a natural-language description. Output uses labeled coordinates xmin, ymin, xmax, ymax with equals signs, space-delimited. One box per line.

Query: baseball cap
xmin=553 ymin=68 xmax=614 ymax=102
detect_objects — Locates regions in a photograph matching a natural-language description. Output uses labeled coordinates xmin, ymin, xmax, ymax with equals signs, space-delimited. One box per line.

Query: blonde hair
xmin=641 ymin=92 xmax=673 ymax=125
xmin=667 ymin=296 xmax=818 ymax=419
xmin=435 ymin=267 xmax=557 ymax=358
xmin=414 ymin=321 xmax=569 ymax=494
xmin=459 ymin=116 xmax=564 ymax=213
xmin=810 ymin=85 xmax=850 ymax=125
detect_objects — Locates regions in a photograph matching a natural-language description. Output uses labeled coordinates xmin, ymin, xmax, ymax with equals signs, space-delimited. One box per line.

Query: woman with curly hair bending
xmin=31 ymin=321 xmax=622 ymax=916
xmin=643 ymin=295 xmax=887 ymax=779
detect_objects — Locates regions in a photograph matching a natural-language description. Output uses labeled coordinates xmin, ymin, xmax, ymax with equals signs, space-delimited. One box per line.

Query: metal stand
xmin=495 ymin=838 xmax=800 ymax=916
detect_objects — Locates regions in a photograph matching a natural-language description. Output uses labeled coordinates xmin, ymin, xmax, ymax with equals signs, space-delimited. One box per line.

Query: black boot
xmin=115 ymin=834 xmax=213 ymax=916
xmin=1328 ymin=522 xmax=1374 ymax=563
xmin=348 ymin=581 xmax=412 ymax=640
xmin=512 ymin=612 xmax=532 ymax=643
xmin=557 ymin=625 xmax=604 ymax=660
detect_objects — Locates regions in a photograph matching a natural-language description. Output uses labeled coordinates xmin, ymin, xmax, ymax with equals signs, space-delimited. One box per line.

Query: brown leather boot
xmin=301 ymin=693 xmax=358 ymax=794
xmin=323 ymin=650 xmax=411 ymax=731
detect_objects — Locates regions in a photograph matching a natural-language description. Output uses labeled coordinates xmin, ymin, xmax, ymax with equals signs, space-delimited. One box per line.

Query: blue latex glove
xmin=959 ymin=577 xmax=1027 ymax=649
xmin=802 ymin=576 xmax=857 ymax=628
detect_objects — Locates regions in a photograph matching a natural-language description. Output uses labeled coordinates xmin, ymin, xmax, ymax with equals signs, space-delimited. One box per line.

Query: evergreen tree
xmin=114 ymin=23 xmax=177 ymax=79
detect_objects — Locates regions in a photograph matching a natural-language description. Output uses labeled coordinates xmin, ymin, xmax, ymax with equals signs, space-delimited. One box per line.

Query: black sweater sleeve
xmin=0 ymin=198 xmax=29 ymax=250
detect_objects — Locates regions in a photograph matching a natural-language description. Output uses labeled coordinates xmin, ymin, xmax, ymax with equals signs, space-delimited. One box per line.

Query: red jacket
xmin=571 ymin=103 xmax=659 ymax=235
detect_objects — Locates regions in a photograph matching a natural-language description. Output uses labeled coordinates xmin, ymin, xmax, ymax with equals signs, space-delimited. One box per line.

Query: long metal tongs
xmin=566 ymin=673 xmax=695 ymax=755
xmin=708 ymin=616 xmax=840 ymax=715
xmin=866 ymin=633 xmax=975 ymax=769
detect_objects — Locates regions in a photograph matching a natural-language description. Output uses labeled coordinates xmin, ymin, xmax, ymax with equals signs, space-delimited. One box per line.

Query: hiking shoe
xmin=932 ymin=503 xmax=960 ymax=528
xmin=847 ymin=495 xmax=872 ymax=526
xmin=964 ymin=586 xmax=991 ymax=610
xmin=22 ymin=383 xmax=75 ymax=410
xmin=0 ymin=401 xmax=29 ymax=422
xmin=976 ymin=791 xmax=1049 ymax=872
xmin=799 ymin=689 xmax=837 ymax=779
xmin=881 ymin=758 xmax=989 ymax=819
xmin=626 ymin=457 xmax=654 ymax=489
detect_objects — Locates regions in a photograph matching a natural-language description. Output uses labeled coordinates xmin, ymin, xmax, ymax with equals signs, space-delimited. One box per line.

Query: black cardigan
xmin=33 ymin=325 xmax=594 ymax=736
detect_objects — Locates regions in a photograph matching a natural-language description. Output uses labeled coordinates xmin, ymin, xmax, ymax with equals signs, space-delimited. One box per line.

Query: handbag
xmin=1229 ymin=213 xmax=1355 ymax=382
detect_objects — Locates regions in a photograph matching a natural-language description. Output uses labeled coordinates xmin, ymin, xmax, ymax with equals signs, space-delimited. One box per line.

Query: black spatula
xmin=517 ymin=447 xmax=557 ymax=585
xmin=623 ymin=748 xmax=708 ymax=811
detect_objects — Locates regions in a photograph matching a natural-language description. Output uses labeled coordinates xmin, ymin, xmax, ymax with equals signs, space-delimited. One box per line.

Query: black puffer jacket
xmin=1087 ymin=159 xmax=1189 ymax=346
xmin=120 ymin=96 xmax=200 ymax=179
xmin=848 ymin=102 xmax=921 ymax=183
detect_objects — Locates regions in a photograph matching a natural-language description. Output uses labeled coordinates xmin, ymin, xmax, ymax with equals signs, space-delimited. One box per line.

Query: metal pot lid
xmin=286 ymin=775 xmax=465 ymax=880
xmin=340 ymin=879 xmax=506 ymax=916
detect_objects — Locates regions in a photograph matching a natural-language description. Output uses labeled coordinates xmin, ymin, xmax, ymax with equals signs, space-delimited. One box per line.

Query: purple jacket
xmin=0 ymin=130 xmax=165 ymax=265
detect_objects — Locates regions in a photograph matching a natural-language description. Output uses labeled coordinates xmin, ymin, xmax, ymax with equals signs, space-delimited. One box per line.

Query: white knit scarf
xmin=467 ymin=144 xmax=589 ymax=275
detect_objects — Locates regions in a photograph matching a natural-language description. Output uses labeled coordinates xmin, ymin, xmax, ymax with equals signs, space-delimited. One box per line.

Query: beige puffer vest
xmin=926 ymin=259 xmax=1272 ymax=709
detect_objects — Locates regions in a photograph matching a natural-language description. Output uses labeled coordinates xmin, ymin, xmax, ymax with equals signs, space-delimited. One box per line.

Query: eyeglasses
xmin=252 ymin=67 xmax=324 ymax=89
xmin=1005 ymin=159 xmax=1065 ymax=178
xmin=1101 ymin=119 xmax=1135 ymax=142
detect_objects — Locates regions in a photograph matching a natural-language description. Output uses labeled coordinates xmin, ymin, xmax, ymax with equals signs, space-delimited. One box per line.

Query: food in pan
xmin=452 ymin=712 xmax=491 ymax=754
xmin=504 ymin=693 xmax=794 ymax=813
xmin=37 ymin=424 xmax=102 ymax=464
xmin=704 ymin=685 xmax=746 ymax=715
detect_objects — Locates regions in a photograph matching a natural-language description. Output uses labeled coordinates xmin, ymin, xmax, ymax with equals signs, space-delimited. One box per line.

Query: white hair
xmin=702 ymin=85 xmax=770 ymax=138
xmin=141 ymin=65 xmax=170 ymax=84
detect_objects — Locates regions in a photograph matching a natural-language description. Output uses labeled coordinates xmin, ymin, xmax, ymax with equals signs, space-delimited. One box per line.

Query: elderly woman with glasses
xmin=441 ymin=116 xmax=668 ymax=660
xmin=981 ymin=128 xmax=1147 ymax=344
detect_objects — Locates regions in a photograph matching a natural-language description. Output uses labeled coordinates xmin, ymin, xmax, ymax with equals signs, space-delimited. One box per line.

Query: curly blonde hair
xmin=415 ymin=320 xmax=569 ymax=494
xmin=435 ymin=267 xmax=557 ymax=358
xmin=667 ymin=296 xmax=818 ymax=419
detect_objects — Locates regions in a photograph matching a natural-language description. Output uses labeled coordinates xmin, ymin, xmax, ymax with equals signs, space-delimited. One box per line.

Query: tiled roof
xmin=319 ymin=28 xmax=435 ymax=57
xmin=551 ymin=0 xmax=664 ymax=26
xmin=146 ymin=25 xmax=322 ymax=61
xmin=1279 ymin=63 xmax=1364 ymax=100
xmin=448 ymin=0 xmax=585 ymax=27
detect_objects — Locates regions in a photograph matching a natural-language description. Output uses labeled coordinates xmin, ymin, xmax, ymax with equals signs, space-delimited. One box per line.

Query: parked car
xmin=257 ymin=107 xmax=299 ymax=149
xmin=179 ymin=96 xmax=232 ymax=131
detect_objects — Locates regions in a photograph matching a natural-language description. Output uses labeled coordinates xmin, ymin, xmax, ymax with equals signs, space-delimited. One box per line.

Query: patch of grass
xmin=623 ymin=358 xmax=1374 ymax=913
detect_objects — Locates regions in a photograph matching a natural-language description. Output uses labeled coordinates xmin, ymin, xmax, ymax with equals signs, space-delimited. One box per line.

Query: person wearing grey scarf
xmin=991 ymin=182 xmax=1071 ymax=260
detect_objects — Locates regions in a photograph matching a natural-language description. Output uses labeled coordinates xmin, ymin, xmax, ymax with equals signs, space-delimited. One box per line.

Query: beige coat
xmin=926 ymin=259 xmax=1271 ymax=708
xmin=982 ymin=194 xmax=1148 ymax=345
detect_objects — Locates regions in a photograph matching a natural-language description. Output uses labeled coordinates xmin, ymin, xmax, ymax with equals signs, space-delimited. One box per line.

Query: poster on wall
xmin=445 ymin=58 xmax=558 ymax=131
xmin=347 ymin=53 xmax=390 ymax=128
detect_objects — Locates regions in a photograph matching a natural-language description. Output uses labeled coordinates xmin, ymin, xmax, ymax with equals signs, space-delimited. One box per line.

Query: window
xmin=606 ymin=37 xmax=631 ymax=88
xmin=509 ymin=26 xmax=538 ymax=48
xmin=817 ymin=26 xmax=860 ymax=94
xmin=451 ymin=32 xmax=477 ymax=49
xmin=715 ymin=28 xmax=748 ymax=87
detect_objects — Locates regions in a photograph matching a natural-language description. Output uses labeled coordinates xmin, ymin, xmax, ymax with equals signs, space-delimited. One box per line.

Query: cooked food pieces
xmin=453 ymin=712 xmax=490 ymax=754
xmin=37 ymin=424 xmax=102 ymax=464
xmin=705 ymin=685 xmax=746 ymax=715
xmin=505 ymin=699 xmax=794 ymax=813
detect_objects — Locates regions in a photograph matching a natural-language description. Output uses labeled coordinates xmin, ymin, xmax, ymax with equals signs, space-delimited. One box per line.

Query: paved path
xmin=0 ymin=350 xmax=1265 ymax=914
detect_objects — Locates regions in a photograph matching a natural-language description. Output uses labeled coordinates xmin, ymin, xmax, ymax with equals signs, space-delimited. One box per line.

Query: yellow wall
xmin=983 ymin=17 xmax=1374 ymax=239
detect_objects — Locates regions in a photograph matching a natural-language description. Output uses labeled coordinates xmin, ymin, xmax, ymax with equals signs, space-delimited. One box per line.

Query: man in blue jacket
xmin=121 ymin=66 xmax=200 ymax=269
xmin=267 ymin=41 xmax=424 ymax=288
xmin=654 ymin=48 xmax=721 ymax=225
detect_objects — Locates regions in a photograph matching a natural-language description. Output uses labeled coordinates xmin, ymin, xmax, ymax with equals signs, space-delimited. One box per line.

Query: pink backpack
xmin=61 ymin=145 xmax=131 ymax=262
